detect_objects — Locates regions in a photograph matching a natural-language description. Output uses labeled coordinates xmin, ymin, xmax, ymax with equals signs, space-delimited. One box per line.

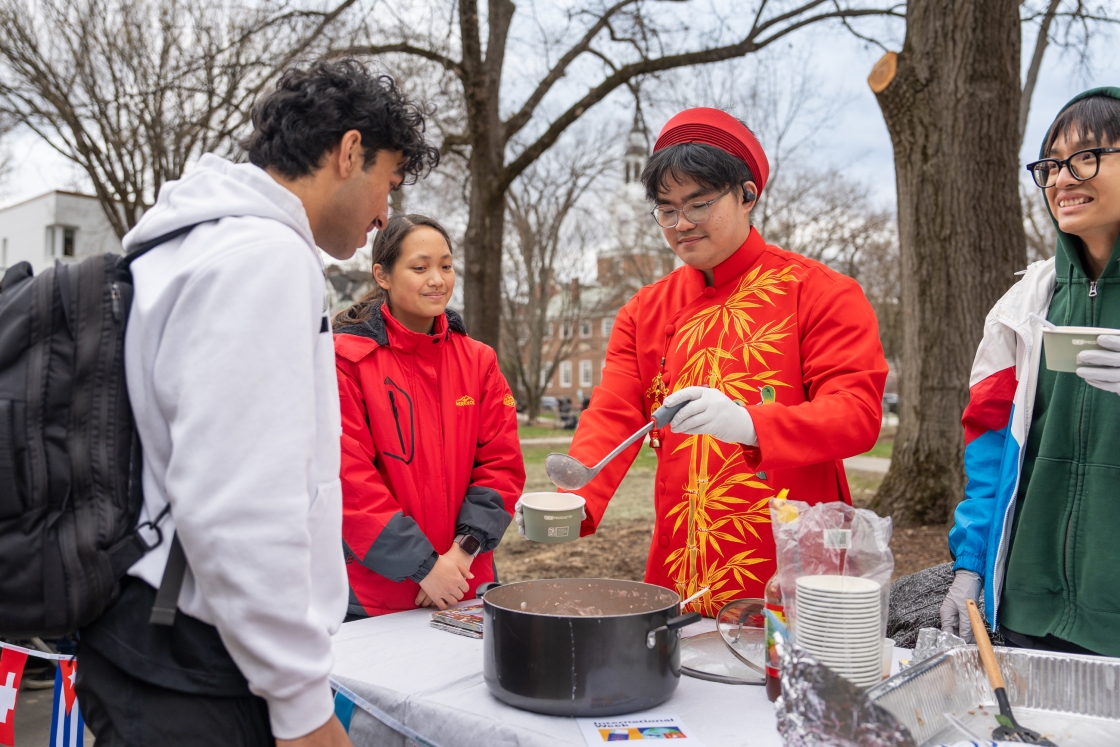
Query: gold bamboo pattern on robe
xmin=663 ymin=263 xmax=801 ymax=616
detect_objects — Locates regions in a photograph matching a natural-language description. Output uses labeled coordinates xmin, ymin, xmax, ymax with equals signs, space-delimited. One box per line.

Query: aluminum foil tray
xmin=866 ymin=645 xmax=1120 ymax=746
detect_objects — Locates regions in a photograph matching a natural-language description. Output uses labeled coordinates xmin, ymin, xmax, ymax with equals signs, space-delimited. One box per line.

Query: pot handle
xmin=476 ymin=582 xmax=502 ymax=597
xmin=646 ymin=612 xmax=702 ymax=649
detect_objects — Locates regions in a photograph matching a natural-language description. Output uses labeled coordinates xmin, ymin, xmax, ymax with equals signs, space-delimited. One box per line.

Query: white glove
xmin=662 ymin=386 xmax=758 ymax=445
xmin=1076 ymin=334 xmax=1120 ymax=394
xmin=514 ymin=498 xmax=526 ymax=538
xmin=514 ymin=497 xmax=586 ymax=539
xmin=939 ymin=570 xmax=982 ymax=643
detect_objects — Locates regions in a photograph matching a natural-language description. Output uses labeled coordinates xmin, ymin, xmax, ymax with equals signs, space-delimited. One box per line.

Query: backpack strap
xmin=148 ymin=534 xmax=187 ymax=626
xmin=121 ymin=223 xmax=202 ymax=268
xmin=116 ymin=221 xmax=204 ymax=626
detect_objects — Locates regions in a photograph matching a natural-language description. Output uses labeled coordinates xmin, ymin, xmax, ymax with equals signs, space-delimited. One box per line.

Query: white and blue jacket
xmin=949 ymin=259 xmax=1055 ymax=629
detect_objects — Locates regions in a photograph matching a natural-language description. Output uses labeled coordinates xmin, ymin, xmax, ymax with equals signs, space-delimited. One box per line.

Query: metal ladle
xmin=545 ymin=401 xmax=686 ymax=490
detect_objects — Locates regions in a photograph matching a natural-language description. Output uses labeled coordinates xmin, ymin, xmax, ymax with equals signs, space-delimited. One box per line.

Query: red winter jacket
xmin=334 ymin=303 xmax=524 ymax=617
xmin=568 ymin=229 xmax=887 ymax=615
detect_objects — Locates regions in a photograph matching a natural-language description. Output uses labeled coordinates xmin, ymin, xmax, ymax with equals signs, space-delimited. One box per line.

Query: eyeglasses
xmin=1026 ymin=147 xmax=1120 ymax=188
xmin=650 ymin=187 xmax=733 ymax=228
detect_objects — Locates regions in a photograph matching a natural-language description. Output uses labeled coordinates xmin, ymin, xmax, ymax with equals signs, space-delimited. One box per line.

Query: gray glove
xmin=939 ymin=570 xmax=982 ymax=643
xmin=1076 ymin=334 xmax=1120 ymax=394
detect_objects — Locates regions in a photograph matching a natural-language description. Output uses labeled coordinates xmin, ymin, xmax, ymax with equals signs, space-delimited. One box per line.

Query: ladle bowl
xmin=544 ymin=401 xmax=685 ymax=490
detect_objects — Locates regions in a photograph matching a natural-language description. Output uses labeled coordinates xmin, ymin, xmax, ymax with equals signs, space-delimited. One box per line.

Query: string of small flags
xmin=0 ymin=641 xmax=84 ymax=747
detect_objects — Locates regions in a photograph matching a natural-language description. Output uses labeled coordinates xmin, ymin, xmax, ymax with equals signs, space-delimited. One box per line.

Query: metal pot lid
xmin=715 ymin=598 xmax=769 ymax=674
xmin=483 ymin=578 xmax=679 ymax=617
xmin=680 ymin=631 xmax=765 ymax=685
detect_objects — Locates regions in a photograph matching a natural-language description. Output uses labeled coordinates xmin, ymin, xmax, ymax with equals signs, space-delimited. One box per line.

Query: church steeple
xmin=623 ymin=108 xmax=649 ymax=184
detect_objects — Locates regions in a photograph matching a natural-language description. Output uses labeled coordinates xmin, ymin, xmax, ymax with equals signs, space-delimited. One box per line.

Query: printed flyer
xmin=577 ymin=713 xmax=702 ymax=744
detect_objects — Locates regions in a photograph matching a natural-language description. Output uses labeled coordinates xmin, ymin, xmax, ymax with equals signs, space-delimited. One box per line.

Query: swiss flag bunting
xmin=0 ymin=647 xmax=28 ymax=747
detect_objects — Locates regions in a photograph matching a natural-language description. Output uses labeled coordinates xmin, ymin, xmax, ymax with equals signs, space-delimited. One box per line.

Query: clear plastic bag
xmin=905 ymin=627 xmax=965 ymax=670
xmin=769 ymin=498 xmax=895 ymax=657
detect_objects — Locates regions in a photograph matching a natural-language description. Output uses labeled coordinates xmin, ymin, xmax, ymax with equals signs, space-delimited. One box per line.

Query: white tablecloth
xmin=330 ymin=608 xmax=911 ymax=747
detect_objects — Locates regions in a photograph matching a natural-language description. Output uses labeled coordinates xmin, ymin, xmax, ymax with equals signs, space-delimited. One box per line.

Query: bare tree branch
xmin=332 ymin=42 xmax=464 ymax=78
xmin=500 ymin=134 xmax=612 ymax=420
xmin=1017 ymin=0 xmax=1120 ymax=150
xmin=1020 ymin=0 xmax=1062 ymax=149
xmin=499 ymin=5 xmax=902 ymax=193
xmin=0 ymin=0 xmax=355 ymax=237
xmin=502 ymin=0 xmax=641 ymax=143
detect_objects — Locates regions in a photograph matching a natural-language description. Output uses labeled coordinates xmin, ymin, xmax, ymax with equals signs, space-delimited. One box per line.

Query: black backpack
xmin=0 ymin=225 xmax=195 ymax=637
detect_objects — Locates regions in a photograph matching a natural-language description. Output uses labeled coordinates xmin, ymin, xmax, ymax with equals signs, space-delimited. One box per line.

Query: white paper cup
xmin=1043 ymin=326 xmax=1120 ymax=372
xmin=882 ymin=638 xmax=895 ymax=680
xmin=519 ymin=492 xmax=585 ymax=544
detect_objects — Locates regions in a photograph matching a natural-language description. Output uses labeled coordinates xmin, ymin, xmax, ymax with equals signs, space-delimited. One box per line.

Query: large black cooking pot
xmin=481 ymin=578 xmax=701 ymax=716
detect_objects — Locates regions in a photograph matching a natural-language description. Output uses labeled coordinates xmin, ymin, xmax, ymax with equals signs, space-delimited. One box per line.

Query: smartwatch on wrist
xmin=454 ymin=533 xmax=483 ymax=558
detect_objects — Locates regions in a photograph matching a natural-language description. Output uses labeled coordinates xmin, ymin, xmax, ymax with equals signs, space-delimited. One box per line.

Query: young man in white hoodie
xmin=75 ymin=59 xmax=439 ymax=747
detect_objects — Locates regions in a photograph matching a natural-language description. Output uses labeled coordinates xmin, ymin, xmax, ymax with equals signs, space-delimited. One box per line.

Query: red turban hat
xmin=653 ymin=108 xmax=770 ymax=195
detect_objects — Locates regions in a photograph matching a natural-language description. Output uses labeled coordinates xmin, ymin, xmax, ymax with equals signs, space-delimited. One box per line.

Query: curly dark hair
xmin=241 ymin=58 xmax=440 ymax=181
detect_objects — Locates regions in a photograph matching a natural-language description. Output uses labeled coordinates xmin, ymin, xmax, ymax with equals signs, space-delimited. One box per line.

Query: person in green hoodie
xmin=940 ymin=88 xmax=1120 ymax=655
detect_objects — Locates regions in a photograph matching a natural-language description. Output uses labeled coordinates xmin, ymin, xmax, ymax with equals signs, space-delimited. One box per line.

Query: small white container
xmin=1043 ymin=326 xmax=1120 ymax=372
xmin=882 ymin=637 xmax=895 ymax=680
xmin=519 ymin=492 xmax=585 ymax=544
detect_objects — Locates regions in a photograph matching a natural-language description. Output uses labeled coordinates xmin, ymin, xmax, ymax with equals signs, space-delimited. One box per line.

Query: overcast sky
xmin=1 ymin=11 xmax=1116 ymax=212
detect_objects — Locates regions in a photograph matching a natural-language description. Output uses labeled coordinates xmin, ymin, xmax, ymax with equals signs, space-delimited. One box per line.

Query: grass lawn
xmin=863 ymin=439 xmax=894 ymax=459
xmin=518 ymin=424 xmax=572 ymax=439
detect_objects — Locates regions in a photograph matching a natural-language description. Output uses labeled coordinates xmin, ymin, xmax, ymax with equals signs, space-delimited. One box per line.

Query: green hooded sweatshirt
xmin=1001 ymin=86 xmax=1120 ymax=656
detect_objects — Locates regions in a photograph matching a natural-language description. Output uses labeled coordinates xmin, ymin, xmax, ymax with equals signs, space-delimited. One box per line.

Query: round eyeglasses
xmin=1026 ymin=147 xmax=1120 ymax=188
xmin=650 ymin=187 xmax=733 ymax=228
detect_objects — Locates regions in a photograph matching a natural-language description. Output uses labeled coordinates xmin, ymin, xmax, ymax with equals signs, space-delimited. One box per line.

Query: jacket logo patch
xmin=503 ymin=393 xmax=516 ymax=407
xmin=456 ymin=395 xmax=476 ymax=407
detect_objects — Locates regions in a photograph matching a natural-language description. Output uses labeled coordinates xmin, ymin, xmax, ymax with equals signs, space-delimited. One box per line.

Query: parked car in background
xmin=883 ymin=393 xmax=899 ymax=414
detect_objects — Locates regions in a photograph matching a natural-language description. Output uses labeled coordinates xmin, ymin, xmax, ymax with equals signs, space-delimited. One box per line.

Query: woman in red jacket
xmin=333 ymin=214 xmax=525 ymax=617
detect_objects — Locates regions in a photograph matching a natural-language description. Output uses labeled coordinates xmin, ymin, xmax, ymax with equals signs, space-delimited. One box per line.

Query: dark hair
xmin=641 ymin=142 xmax=755 ymax=203
xmin=332 ymin=214 xmax=453 ymax=328
xmin=1045 ymin=95 xmax=1120 ymax=156
xmin=242 ymin=58 xmax=440 ymax=181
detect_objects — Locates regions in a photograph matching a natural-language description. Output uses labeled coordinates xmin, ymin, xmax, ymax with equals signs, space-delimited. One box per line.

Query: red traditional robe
xmin=569 ymin=228 xmax=888 ymax=616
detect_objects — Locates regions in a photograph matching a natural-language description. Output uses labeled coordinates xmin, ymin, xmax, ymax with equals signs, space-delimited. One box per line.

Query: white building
xmin=0 ymin=191 xmax=122 ymax=275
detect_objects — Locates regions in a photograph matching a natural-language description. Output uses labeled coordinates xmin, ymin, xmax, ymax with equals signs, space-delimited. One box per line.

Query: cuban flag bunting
xmin=50 ymin=659 xmax=84 ymax=747
xmin=0 ymin=647 xmax=28 ymax=747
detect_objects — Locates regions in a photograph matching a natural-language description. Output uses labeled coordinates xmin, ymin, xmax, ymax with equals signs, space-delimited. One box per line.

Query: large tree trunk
xmin=869 ymin=0 xmax=1026 ymax=526
xmin=459 ymin=0 xmax=514 ymax=349
xmin=463 ymin=188 xmax=506 ymax=347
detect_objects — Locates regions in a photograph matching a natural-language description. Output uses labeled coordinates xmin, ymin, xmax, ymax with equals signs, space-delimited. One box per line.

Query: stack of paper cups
xmin=794 ymin=575 xmax=883 ymax=688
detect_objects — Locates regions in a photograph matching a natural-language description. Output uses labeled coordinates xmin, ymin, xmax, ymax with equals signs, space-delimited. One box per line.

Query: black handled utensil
xmin=645 ymin=612 xmax=703 ymax=649
xmin=545 ymin=401 xmax=687 ymax=490
xmin=966 ymin=600 xmax=1058 ymax=746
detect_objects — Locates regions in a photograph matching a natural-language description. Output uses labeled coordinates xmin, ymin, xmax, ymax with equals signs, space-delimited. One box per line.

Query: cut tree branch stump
xmin=868 ymin=51 xmax=897 ymax=93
